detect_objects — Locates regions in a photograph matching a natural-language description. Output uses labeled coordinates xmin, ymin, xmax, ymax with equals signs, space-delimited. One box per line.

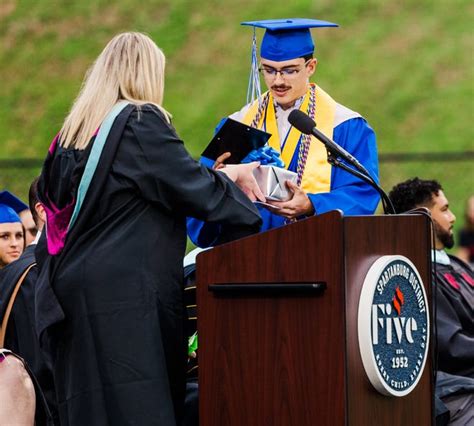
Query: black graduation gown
xmin=35 ymin=104 xmax=262 ymax=426
xmin=0 ymin=244 xmax=57 ymax=424
xmin=434 ymin=255 xmax=474 ymax=378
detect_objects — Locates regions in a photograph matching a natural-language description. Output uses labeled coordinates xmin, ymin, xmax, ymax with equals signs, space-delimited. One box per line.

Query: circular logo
xmin=358 ymin=255 xmax=429 ymax=397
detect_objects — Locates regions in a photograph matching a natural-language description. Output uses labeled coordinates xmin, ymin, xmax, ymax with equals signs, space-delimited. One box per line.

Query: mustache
xmin=271 ymin=84 xmax=291 ymax=90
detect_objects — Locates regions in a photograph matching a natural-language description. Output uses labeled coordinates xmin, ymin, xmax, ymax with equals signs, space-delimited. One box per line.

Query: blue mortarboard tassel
xmin=246 ymin=27 xmax=262 ymax=105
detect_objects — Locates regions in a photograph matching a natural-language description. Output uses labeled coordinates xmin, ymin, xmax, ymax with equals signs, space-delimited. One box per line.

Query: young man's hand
xmin=266 ymin=180 xmax=315 ymax=219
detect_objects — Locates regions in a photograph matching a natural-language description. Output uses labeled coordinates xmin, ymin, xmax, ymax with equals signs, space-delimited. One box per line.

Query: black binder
xmin=201 ymin=118 xmax=271 ymax=164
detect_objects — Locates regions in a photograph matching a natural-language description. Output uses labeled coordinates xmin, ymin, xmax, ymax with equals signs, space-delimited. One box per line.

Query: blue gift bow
xmin=242 ymin=146 xmax=285 ymax=168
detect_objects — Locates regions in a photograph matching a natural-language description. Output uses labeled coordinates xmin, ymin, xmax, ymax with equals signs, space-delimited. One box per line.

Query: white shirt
xmin=230 ymin=96 xmax=305 ymax=147
xmin=432 ymin=249 xmax=450 ymax=265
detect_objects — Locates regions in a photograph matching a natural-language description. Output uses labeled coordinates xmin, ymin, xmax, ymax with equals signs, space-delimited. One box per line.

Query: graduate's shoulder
xmin=333 ymin=102 xmax=377 ymax=140
xmin=334 ymin=102 xmax=363 ymax=127
xmin=229 ymin=102 xmax=252 ymax=122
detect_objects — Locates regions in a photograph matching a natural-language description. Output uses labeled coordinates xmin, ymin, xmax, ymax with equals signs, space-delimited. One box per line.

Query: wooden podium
xmin=197 ymin=212 xmax=434 ymax=425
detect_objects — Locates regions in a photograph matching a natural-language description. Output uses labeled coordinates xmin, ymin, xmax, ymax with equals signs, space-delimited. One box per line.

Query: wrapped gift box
xmin=253 ymin=165 xmax=298 ymax=201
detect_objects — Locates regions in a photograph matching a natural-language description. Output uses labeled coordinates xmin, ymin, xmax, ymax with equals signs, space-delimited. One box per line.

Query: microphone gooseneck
xmin=288 ymin=109 xmax=396 ymax=214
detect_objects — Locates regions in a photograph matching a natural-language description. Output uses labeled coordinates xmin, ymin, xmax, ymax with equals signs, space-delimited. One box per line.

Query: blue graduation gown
xmin=188 ymin=116 xmax=379 ymax=247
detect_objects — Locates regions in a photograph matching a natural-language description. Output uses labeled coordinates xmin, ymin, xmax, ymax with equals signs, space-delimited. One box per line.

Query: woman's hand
xmin=219 ymin=162 xmax=266 ymax=202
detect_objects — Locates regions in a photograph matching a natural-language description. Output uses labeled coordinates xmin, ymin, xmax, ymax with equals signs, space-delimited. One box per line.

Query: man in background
xmin=20 ymin=209 xmax=39 ymax=246
xmin=389 ymin=177 xmax=473 ymax=426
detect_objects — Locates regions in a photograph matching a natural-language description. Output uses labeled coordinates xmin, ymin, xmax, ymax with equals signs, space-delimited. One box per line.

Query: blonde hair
xmin=60 ymin=32 xmax=169 ymax=149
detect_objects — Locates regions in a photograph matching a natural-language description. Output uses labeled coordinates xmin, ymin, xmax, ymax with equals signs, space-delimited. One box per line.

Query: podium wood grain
xmin=197 ymin=212 xmax=433 ymax=425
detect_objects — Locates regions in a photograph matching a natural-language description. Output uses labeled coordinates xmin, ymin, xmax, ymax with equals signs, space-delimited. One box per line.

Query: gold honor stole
xmin=243 ymin=84 xmax=336 ymax=194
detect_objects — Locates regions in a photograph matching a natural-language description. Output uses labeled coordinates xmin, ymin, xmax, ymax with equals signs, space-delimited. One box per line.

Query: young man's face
xmin=429 ymin=190 xmax=456 ymax=249
xmin=260 ymin=57 xmax=316 ymax=110
xmin=19 ymin=210 xmax=38 ymax=246
xmin=0 ymin=222 xmax=24 ymax=268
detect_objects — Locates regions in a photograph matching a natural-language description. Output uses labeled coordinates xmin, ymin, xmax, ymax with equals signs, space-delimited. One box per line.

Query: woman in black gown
xmin=35 ymin=32 xmax=262 ymax=426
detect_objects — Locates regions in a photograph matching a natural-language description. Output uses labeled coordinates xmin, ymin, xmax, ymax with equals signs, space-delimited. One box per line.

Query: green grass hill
xmin=1 ymin=0 xmax=473 ymax=246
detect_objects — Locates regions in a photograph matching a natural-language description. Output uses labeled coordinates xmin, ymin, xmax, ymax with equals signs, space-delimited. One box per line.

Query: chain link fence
xmin=1 ymin=151 xmax=473 ymax=249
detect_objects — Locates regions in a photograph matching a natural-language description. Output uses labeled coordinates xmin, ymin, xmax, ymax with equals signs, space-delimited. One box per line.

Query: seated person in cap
xmin=0 ymin=178 xmax=57 ymax=424
xmin=188 ymin=18 xmax=380 ymax=246
xmin=0 ymin=193 xmax=36 ymax=425
xmin=0 ymin=198 xmax=24 ymax=270
xmin=0 ymin=190 xmax=38 ymax=247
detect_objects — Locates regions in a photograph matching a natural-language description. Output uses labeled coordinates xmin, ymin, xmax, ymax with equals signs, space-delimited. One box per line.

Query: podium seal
xmin=358 ymin=255 xmax=430 ymax=397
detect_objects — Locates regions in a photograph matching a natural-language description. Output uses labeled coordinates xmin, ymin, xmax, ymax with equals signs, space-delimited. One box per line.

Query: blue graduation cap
xmin=241 ymin=19 xmax=338 ymax=104
xmin=242 ymin=18 xmax=339 ymax=62
xmin=0 ymin=205 xmax=22 ymax=224
xmin=0 ymin=190 xmax=27 ymax=224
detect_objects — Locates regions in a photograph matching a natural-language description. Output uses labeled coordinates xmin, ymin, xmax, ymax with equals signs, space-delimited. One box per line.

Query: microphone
xmin=288 ymin=109 xmax=367 ymax=174
xmin=288 ymin=109 xmax=396 ymax=214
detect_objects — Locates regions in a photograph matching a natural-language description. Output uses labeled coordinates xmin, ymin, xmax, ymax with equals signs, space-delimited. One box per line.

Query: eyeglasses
xmin=259 ymin=59 xmax=311 ymax=80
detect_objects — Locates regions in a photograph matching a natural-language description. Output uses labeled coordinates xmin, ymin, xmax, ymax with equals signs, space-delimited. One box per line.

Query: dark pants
xmin=182 ymin=380 xmax=198 ymax=426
